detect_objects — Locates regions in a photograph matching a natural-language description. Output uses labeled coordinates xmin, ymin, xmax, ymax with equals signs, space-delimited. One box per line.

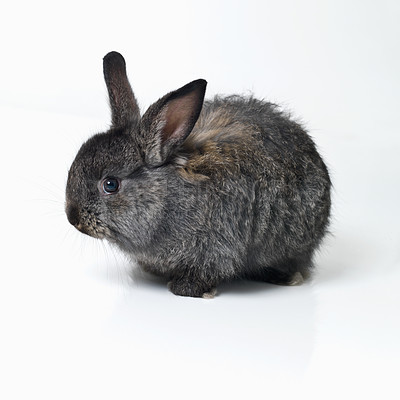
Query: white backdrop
xmin=1 ymin=1 xmax=399 ymax=399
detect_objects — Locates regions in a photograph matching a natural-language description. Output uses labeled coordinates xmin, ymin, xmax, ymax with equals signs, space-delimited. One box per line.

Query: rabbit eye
xmin=102 ymin=177 xmax=120 ymax=194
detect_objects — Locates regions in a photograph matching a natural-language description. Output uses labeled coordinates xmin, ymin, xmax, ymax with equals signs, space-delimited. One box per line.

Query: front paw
xmin=168 ymin=279 xmax=217 ymax=299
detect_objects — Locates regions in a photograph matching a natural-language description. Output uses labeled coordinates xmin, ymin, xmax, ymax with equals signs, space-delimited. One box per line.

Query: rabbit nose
xmin=66 ymin=202 xmax=80 ymax=226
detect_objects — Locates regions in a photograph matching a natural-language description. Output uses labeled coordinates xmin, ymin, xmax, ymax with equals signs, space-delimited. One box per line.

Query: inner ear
xmin=161 ymin=86 xmax=206 ymax=144
xmin=140 ymin=79 xmax=207 ymax=166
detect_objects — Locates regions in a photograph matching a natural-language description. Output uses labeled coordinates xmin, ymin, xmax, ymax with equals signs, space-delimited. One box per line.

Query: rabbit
xmin=65 ymin=51 xmax=331 ymax=298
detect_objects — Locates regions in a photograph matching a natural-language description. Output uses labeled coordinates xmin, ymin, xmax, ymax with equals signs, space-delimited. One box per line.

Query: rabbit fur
xmin=65 ymin=51 xmax=331 ymax=298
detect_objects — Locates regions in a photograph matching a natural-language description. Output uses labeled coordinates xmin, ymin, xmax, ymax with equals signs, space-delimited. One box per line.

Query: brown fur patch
xmin=185 ymin=108 xmax=246 ymax=147
xmin=177 ymin=107 xmax=257 ymax=181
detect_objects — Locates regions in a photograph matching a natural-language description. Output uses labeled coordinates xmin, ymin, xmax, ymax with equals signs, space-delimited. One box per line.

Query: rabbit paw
xmin=168 ymin=278 xmax=217 ymax=299
xmin=288 ymin=272 xmax=304 ymax=286
xmin=202 ymin=288 xmax=218 ymax=299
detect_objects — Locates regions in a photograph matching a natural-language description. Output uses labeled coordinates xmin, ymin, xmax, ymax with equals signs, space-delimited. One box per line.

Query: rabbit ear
xmin=140 ymin=79 xmax=207 ymax=166
xmin=103 ymin=52 xmax=140 ymax=128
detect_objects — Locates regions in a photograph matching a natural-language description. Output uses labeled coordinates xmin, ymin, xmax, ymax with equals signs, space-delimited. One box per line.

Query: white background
xmin=1 ymin=0 xmax=399 ymax=399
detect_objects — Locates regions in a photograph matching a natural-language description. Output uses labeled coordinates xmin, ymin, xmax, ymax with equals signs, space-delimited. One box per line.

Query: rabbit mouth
xmin=66 ymin=201 xmax=110 ymax=239
xmin=73 ymin=222 xmax=108 ymax=239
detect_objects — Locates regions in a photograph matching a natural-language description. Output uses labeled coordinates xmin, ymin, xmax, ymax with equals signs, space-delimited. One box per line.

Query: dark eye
xmin=102 ymin=177 xmax=120 ymax=194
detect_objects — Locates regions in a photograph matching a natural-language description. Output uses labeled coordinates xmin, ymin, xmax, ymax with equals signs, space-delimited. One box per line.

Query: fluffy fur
xmin=65 ymin=51 xmax=331 ymax=298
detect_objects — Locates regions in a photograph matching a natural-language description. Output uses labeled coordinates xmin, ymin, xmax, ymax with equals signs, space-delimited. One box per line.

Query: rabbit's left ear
xmin=140 ymin=79 xmax=207 ymax=166
xmin=103 ymin=52 xmax=140 ymax=128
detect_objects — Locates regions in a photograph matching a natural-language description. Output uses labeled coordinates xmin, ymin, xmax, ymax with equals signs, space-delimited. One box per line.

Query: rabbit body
xmin=66 ymin=52 xmax=331 ymax=298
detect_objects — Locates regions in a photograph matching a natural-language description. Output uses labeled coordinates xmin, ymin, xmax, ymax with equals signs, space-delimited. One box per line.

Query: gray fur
xmin=65 ymin=51 xmax=331 ymax=298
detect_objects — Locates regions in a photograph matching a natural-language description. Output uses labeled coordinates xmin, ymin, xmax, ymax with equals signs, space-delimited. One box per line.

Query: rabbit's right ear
xmin=140 ymin=79 xmax=207 ymax=166
xmin=103 ymin=52 xmax=140 ymax=128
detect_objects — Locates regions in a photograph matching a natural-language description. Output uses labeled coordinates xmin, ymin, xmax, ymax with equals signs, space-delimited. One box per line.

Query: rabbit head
xmin=65 ymin=52 xmax=207 ymax=250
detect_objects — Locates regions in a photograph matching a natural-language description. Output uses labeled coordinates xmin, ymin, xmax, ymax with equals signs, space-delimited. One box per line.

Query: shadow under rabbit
xmin=105 ymin=266 xmax=317 ymax=382
xmin=128 ymin=266 xmax=307 ymax=297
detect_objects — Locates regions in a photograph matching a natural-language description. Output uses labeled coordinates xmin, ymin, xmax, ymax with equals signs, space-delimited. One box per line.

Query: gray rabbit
xmin=65 ymin=51 xmax=331 ymax=298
